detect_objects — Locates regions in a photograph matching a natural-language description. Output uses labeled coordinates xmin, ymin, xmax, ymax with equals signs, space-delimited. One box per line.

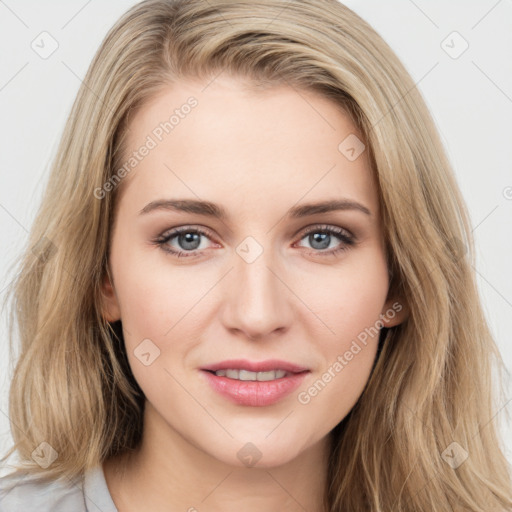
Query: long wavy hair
xmin=1 ymin=0 xmax=511 ymax=510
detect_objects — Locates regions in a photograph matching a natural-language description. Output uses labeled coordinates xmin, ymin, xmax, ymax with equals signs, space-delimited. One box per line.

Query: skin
xmin=100 ymin=74 xmax=408 ymax=512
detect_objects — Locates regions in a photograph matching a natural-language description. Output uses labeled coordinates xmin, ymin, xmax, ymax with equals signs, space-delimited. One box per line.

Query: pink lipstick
xmin=200 ymin=359 xmax=310 ymax=407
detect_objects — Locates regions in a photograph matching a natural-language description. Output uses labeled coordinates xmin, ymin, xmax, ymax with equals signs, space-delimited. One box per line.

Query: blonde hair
xmin=2 ymin=0 xmax=511 ymax=510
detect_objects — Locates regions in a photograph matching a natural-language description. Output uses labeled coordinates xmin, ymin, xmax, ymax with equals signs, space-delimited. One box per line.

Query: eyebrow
xmin=139 ymin=198 xmax=372 ymax=219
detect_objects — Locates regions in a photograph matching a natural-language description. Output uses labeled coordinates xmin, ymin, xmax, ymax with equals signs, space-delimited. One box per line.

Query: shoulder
xmin=0 ymin=469 xmax=86 ymax=512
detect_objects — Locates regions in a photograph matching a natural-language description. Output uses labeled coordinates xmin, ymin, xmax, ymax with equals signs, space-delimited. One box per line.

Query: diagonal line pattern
xmin=371 ymin=61 xmax=439 ymax=130
xmin=471 ymin=0 xmax=504 ymax=30
xmin=471 ymin=205 xmax=499 ymax=233
xmin=265 ymin=266 xmax=336 ymax=335
xmin=162 ymin=267 xmax=234 ymax=337
xmin=0 ymin=204 xmax=27 ymax=234
xmin=203 ymin=0 xmax=234 ymax=28
xmin=0 ymin=1 xmax=29 ymax=28
xmin=0 ymin=407 xmax=109 ymax=512
xmin=265 ymin=410 xmax=294 ymax=438
xmin=61 ymin=0 xmax=93 ymax=30
xmin=470 ymin=395 xmax=512 ymax=441
xmin=61 ymin=61 xmax=118 ymax=118
xmin=266 ymin=164 xmax=336 ymax=235
xmin=264 ymin=0 xmax=294 ymax=29
xmin=264 ymin=470 xmax=309 ymax=511
xmin=0 ymin=62 xmax=29 ymax=92
xmin=407 ymin=0 xmax=439 ymax=29
xmin=200 ymin=470 xmax=233 ymax=503
xmin=163 ymin=367 xmax=234 ymax=438
xmin=472 ymin=61 xmax=512 ymax=105
xmin=277 ymin=74 xmax=336 ymax=130
xmin=472 ymin=265 xmax=512 ymax=309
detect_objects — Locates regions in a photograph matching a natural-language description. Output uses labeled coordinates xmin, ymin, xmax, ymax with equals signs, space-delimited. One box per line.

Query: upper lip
xmin=201 ymin=359 xmax=309 ymax=374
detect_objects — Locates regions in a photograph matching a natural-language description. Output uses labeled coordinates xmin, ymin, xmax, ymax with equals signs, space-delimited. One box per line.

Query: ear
xmin=100 ymin=267 xmax=121 ymax=322
xmin=380 ymin=295 xmax=409 ymax=328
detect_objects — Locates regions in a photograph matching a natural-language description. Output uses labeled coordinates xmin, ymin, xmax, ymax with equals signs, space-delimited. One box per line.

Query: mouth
xmin=200 ymin=359 xmax=310 ymax=406
xmin=201 ymin=358 xmax=309 ymax=375
xmin=204 ymin=368 xmax=299 ymax=381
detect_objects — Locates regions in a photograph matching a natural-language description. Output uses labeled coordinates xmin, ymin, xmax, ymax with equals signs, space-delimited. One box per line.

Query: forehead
xmin=116 ymin=76 xmax=378 ymax=220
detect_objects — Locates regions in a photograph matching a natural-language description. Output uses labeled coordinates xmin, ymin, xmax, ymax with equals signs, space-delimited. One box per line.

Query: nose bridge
xmin=235 ymin=236 xmax=280 ymax=309
xmin=223 ymin=235 xmax=291 ymax=338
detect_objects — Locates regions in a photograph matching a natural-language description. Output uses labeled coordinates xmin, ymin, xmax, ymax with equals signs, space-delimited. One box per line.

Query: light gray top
xmin=0 ymin=463 xmax=119 ymax=512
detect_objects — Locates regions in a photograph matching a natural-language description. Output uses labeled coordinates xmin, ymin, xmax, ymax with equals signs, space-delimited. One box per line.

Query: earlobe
xmin=100 ymin=267 xmax=121 ymax=322
xmin=380 ymin=297 xmax=409 ymax=328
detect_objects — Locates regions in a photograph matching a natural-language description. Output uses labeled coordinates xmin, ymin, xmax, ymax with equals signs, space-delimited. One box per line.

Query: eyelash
xmin=153 ymin=224 xmax=356 ymax=259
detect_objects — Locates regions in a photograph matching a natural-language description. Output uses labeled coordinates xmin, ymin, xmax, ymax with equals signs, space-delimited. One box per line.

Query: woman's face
xmin=101 ymin=75 xmax=406 ymax=468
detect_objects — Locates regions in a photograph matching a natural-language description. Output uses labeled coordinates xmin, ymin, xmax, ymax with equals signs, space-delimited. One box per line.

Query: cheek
xmin=113 ymin=254 xmax=205 ymax=403
xmin=111 ymin=243 xmax=207 ymax=339
xmin=296 ymin=338 xmax=379 ymax=435
xmin=110 ymin=247 xmax=220 ymax=403
xmin=292 ymin=249 xmax=388 ymax=417
xmin=295 ymin=246 xmax=390 ymax=343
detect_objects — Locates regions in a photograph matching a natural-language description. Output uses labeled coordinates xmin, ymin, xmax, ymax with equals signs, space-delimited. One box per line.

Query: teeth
xmin=226 ymin=369 xmax=239 ymax=379
xmin=213 ymin=369 xmax=289 ymax=381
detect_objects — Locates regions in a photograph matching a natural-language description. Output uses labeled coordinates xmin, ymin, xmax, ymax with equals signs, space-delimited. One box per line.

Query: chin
xmin=210 ymin=436 xmax=310 ymax=469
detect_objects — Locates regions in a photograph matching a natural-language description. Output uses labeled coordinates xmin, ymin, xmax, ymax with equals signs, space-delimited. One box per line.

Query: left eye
xmin=155 ymin=227 xmax=214 ymax=257
xmin=154 ymin=225 xmax=355 ymax=258
xmin=294 ymin=225 xmax=355 ymax=255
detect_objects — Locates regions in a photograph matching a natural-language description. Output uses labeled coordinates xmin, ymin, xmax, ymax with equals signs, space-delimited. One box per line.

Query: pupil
xmin=310 ymin=233 xmax=330 ymax=250
xmin=179 ymin=232 xmax=200 ymax=250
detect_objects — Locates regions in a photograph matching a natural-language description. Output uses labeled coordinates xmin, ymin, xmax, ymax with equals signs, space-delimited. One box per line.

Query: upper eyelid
xmin=300 ymin=224 xmax=353 ymax=238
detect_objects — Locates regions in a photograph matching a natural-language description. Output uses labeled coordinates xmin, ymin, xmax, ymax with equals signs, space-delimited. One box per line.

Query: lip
xmin=201 ymin=369 xmax=309 ymax=407
xmin=200 ymin=358 xmax=309 ymax=374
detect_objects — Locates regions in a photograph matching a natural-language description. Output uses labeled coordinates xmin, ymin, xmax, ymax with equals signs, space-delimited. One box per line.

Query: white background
xmin=0 ymin=0 xmax=511 ymax=476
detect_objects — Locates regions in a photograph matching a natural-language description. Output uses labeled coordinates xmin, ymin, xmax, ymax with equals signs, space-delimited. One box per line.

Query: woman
xmin=1 ymin=0 xmax=511 ymax=510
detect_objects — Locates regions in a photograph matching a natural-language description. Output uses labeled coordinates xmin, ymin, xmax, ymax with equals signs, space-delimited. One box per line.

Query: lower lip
xmin=201 ymin=370 xmax=309 ymax=407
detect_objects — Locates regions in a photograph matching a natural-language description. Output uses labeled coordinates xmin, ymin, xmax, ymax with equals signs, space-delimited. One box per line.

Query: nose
xmin=221 ymin=247 xmax=293 ymax=340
